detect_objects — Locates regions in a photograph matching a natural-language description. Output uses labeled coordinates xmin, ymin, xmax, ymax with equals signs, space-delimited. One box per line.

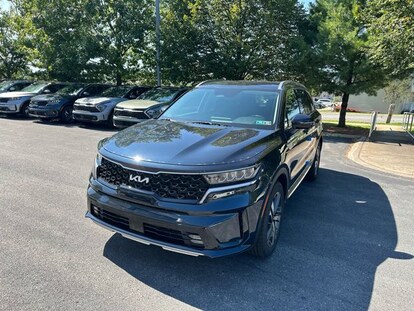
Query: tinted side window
xmin=47 ymin=84 xmax=66 ymax=93
xmin=128 ymin=87 xmax=148 ymax=99
xmin=295 ymin=89 xmax=314 ymax=115
xmin=83 ymin=85 xmax=109 ymax=96
xmin=285 ymin=89 xmax=301 ymax=123
xmin=14 ymin=82 xmax=31 ymax=91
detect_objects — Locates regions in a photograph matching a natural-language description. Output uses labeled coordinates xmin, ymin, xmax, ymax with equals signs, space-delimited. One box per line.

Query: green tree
xmin=86 ymin=0 xmax=153 ymax=85
xmin=365 ymin=0 xmax=414 ymax=77
xmin=309 ymin=0 xmax=386 ymax=127
xmin=12 ymin=0 xmax=153 ymax=84
xmin=161 ymin=0 xmax=307 ymax=84
xmin=12 ymin=0 xmax=100 ymax=82
xmin=0 ymin=9 xmax=30 ymax=79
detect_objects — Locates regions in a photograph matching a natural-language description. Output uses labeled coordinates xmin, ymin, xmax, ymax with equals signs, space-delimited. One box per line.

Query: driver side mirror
xmin=291 ymin=114 xmax=314 ymax=130
xmin=9 ymin=87 xmax=16 ymax=91
xmin=82 ymin=91 xmax=90 ymax=97
xmin=43 ymin=89 xmax=51 ymax=94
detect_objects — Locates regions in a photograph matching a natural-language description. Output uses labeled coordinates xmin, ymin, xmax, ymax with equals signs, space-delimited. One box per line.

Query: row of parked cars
xmin=0 ymin=80 xmax=188 ymax=128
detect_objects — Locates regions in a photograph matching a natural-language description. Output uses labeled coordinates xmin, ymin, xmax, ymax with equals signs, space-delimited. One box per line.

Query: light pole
xmin=155 ymin=0 xmax=161 ymax=87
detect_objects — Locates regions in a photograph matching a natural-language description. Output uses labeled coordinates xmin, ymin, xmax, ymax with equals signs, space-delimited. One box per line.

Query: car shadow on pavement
xmin=103 ymin=168 xmax=411 ymax=310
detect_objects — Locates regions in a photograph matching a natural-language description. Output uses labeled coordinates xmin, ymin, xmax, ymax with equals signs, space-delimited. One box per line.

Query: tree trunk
xmin=116 ymin=73 xmax=122 ymax=86
xmin=338 ymin=92 xmax=349 ymax=127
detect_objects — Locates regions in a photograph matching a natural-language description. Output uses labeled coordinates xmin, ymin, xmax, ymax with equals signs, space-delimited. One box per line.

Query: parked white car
xmin=315 ymin=98 xmax=332 ymax=108
xmin=72 ymin=85 xmax=150 ymax=126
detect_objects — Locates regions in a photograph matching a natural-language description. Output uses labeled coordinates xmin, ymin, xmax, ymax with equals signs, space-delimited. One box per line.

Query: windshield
xmin=56 ymin=84 xmax=85 ymax=96
xmin=160 ymin=86 xmax=279 ymax=128
xmin=100 ymin=86 xmax=131 ymax=98
xmin=137 ymin=88 xmax=180 ymax=103
xmin=0 ymin=81 xmax=13 ymax=92
xmin=21 ymin=82 xmax=49 ymax=93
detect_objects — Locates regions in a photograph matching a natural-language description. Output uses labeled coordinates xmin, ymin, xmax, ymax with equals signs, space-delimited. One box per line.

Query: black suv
xmin=28 ymin=84 xmax=112 ymax=123
xmin=86 ymin=81 xmax=322 ymax=258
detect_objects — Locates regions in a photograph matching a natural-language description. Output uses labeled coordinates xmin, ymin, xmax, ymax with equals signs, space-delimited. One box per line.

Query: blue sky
xmin=0 ymin=0 xmax=10 ymax=10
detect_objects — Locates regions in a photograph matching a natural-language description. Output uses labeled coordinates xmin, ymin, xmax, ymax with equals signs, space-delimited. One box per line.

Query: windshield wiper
xmin=190 ymin=121 xmax=230 ymax=127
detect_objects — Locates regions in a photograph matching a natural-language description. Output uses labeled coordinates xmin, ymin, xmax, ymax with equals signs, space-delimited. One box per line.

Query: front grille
xmin=75 ymin=105 xmax=100 ymax=112
xmin=74 ymin=114 xmax=98 ymax=121
xmin=98 ymin=158 xmax=209 ymax=201
xmin=91 ymin=205 xmax=130 ymax=230
xmin=33 ymin=101 xmax=48 ymax=106
xmin=0 ymin=98 xmax=8 ymax=103
xmin=114 ymin=109 xmax=149 ymax=119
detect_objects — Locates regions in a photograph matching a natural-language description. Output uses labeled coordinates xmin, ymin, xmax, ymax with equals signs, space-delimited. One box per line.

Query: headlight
xmin=10 ymin=97 xmax=23 ymax=101
xmin=96 ymin=102 xmax=109 ymax=112
xmin=92 ymin=153 xmax=102 ymax=179
xmin=204 ymin=166 xmax=260 ymax=185
xmin=145 ymin=106 xmax=162 ymax=118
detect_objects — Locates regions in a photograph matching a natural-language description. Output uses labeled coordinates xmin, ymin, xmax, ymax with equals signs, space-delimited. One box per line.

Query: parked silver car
xmin=0 ymin=82 xmax=67 ymax=117
xmin=72 ymin=86 xmax=150 ymax=126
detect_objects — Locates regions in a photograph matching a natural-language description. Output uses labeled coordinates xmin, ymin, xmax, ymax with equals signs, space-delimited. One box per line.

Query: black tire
xmin=250 ymin=181 xmax=285 ymax=258
xmin=106 ymin=111 xmax=114 ymax=128
xmin=20 ymin=101 xmax=31 ymax=118
xmin=60 ymin=106 xmax=73 ymax=123
xmin=306 ymin=144 xmax=321 ymax=181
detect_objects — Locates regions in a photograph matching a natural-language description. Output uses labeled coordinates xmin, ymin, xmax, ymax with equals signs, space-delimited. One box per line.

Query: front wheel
xmin=250 ymin=182 xmax=285 ymax=258
xmin=20 ymin=102 xmax=31 ymax=118
xmin=60 ymin=106 xmax=73 ymax=123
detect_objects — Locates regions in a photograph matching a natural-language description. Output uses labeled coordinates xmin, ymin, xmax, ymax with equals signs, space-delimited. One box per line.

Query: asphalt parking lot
xmin=1 ymin=116 xmax=413 ymax=311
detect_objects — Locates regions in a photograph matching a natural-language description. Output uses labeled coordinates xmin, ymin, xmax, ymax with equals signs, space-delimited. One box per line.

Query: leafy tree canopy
xmin=365 ymin=0 xmax=414 ymax=77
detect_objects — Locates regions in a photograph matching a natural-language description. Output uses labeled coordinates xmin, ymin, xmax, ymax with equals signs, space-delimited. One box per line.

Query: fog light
xmin=188 ymin=234 xmax=204 ymax=245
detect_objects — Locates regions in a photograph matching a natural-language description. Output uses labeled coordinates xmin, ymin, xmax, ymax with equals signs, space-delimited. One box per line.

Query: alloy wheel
xmin=267 ymin=192 xmax=282 ymax=247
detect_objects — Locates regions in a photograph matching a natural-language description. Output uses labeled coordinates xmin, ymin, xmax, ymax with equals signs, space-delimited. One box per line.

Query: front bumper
xmin=0 ymin=104 xmax=19 ymax=114
xmin=28 ymin=107 xmax=59 ymax=118
xmin=73 ymin=110 xmax=108 ymax=122
xmin=86 ymin=177 xmax=265 ymax=258
xmin=113 ymin=115 xmax=147 ymax=128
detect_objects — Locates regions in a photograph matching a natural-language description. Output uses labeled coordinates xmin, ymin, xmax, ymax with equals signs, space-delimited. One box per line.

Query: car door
xmin=294 ymin=89 xmax=321 ymax=168
xmin=283 ymin=88 xmax=319 ymax=183
xmin=283 ymin=88 xmax=308 ymax=182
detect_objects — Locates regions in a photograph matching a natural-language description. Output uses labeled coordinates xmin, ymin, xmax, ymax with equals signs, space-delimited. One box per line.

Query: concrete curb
xmin=323 ymin=132 xmax=364 ymax=139
xmin=347 ymin=138 xmax=414 ymax=179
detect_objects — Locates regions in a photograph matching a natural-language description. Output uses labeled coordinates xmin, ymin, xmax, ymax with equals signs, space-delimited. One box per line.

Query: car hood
xmin=31 ymin=94 xmax=74 ymax=102
xmin=116 ymin=100 xmax=160 ymax=109
xmin=101 ymin=119 xmax=276 ymax=166
xmin=75 ymin=97 xmax=124 ymax=105
xmin=0 ymin=91 xmax=37 ymax=98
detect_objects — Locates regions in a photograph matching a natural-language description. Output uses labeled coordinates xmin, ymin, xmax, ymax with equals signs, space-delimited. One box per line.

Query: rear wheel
xmin=306 ymin=144 xmax=321 ymax=181
xmin=60 ymin=106 xmax=73 ymax=123
xmin=250 ymin=182 xmax=285 ymax=258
